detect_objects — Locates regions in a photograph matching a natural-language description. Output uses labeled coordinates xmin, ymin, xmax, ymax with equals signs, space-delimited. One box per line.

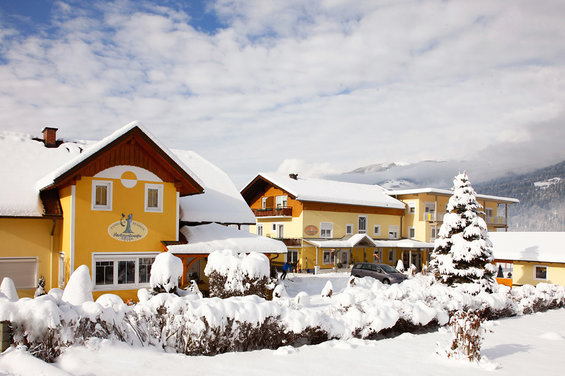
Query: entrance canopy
xmin=167 ymin=223 xmax=287 ymax=254
xmin=303 ymin=234 xmax=377 ymax=248
xmin=372 ymin=239 xmax=434 ymax=249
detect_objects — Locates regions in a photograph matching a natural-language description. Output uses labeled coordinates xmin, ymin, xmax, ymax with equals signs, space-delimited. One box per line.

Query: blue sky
xmin=1 ymin=0 xmax=565 ymax=187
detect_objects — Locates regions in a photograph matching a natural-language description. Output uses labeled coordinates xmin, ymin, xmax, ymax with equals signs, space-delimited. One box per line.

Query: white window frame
xmin=373 ymin=225 xmax=381 ymax=236
xmin=276 ymin=224 xmax=284 ymax=238
xmin=431 ymin=227 xmax=438 ymax=241
xmin=409 ymin=227 xmax=416 ymax=239
xmin=276 ymin=195 xmax=288 ymax=209
xmin=345 ymin=224 xmax=353 ymax=235
xmin=145 ymin=183 xmax=164 ymax=212
xmin=287 ymin=249 xmax=299 ymax=264
xmin=92 ymin=180 xmax=113 ymax=211
xmin=320 ymin=222 xmax=333 ymax=238
xmin=261 ymin=197 xmax=267 ymax=209
xmin=408 ymin=203 xmax=416 ymax=214
xmin=388 ymin=225 xmax=399 ymax=239
xmin=358 ymin=215 xmax=368 ymax=234
xmin=322 ymin=250 xmax=334 ymax=265
xmin=0 ymin=257 xmax=38 ymax=289
xmin=92 ymin=253 xmax=158 ymax=291
xmin=58 ymin=252 xmax=65 ymax=288
xmin=534 ymin=265 xmax=548 ymax=281
xmin=257 ymin=224 xmax=264 ymax=236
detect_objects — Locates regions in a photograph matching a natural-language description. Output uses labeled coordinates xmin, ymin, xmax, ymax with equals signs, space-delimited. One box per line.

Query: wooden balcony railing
xmin=485 ymin=216 xmax=507 ymax=226
xmin=253 ymin=207 xmax=293 ymax=217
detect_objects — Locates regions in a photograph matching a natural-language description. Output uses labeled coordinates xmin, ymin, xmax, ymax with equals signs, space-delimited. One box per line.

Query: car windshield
xmin=380 ymin=264 xmax=400 ymax=273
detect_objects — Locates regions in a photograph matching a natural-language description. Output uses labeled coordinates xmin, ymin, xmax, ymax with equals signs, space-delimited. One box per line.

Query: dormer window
xmin=145 ymin=184 xmax=163 ymax=212
xmin=92 ymin=181 xmax=112 ymax=211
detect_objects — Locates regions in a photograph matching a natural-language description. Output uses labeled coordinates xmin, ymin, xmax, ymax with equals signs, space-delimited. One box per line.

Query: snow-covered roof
xmin=387 ymin=188 xmax=519 ymax=204
xmin=304 ymin=234 xmax=377 ymax=248
xmin=490 ymin=232 xmax=565 ymax=264
xmin=174 ymin=150 xmax=256 ymax=225
xmin=36 ymin=121 xmax=203 ymax=191
xmin=0 ymin=131 xmax=88 ymax=216
xmin=252 ymin=173 xmax=406 ymax=209
xmin=168 ymin=223 xmax=287 ymax=254
xmin=304 ymin=235 xmax=433 ymax=249
xmin=372 ymin=239 xmax=434 ymax=249
xmin=0 ymin=124 xmax=252 ymax=224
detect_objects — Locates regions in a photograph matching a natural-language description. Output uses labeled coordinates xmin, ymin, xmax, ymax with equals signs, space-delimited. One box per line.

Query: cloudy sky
xmin=1 ymin=0 xmax=564 ymax=187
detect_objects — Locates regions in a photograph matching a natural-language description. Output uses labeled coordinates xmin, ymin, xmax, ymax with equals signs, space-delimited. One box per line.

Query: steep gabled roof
xmin=36 ymin=121 xmax=203 ymax=196
xmin=242 ymin=173 xmax=406 ymax=209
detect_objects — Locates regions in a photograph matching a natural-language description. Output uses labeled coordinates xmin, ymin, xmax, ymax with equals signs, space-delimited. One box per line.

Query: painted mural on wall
xmin=108 ymin=213 xmax=148 ymax=242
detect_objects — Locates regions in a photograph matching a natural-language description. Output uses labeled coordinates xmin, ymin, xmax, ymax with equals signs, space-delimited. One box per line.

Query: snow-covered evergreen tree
xmin=429 ymin=173 xmax=496 ymax=292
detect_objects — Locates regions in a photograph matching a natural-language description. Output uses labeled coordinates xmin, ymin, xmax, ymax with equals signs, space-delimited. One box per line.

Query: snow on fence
xmin=0 ymin=273 xmax=564 ymax=362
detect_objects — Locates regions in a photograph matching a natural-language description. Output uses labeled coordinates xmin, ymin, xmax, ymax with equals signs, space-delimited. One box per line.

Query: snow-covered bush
xmin=430 ymin=173 xmax=496 ymax=293
xmin=321 ymin=281 xmax=333 ymax=298
xmin=204 ymin=250 xmax=271 ymax=299
xmin=150 ymin=252 xmax=183 ymax=294
xmin=62 ymin=265 xmax=94 ymax=304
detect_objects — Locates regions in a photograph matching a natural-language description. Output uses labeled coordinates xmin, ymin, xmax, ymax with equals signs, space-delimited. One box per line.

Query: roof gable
xmin=37 ymin=122 xmax=203 ymax=196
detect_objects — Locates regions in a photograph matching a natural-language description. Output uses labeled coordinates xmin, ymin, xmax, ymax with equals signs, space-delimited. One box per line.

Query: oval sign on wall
xmin=108 ymin=213 xmax=148 ymax=242
xmin=304 ymin=225 xmax=319 ymax=236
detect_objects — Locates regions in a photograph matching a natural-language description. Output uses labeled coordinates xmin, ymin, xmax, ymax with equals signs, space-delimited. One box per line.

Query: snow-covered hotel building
xmin=242 ymin=174 xmax=518 ymax=272
xmin=0 ymin=123 xmax=285 ymax=299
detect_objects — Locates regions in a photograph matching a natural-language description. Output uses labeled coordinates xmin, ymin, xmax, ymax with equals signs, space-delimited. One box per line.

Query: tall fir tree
xmin=429 ymin=173 xmax=496 ymax=292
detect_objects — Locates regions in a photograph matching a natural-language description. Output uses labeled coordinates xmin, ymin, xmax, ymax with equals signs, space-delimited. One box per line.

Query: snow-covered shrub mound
xmin=204 ymin=250 xmax=271 ymax=299
xmin=62 ymin=265 xmax=93 ymax=305
xmin=0 ymin=277 xmax=19 ymax=302
xmin=150 ymin=252 xmax=183 ymax=294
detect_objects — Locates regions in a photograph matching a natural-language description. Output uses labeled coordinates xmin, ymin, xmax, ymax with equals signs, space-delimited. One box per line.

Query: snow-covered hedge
xmin=204 ymin=250 xmax=271 ymax=298
xmin=1 ymin=273 xmax=565 ymax=362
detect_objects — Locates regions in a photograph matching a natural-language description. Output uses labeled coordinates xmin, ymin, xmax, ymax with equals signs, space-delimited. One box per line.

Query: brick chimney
xmin=42 ymin=127 xmax=58 ymax=148
xmin=289 ymin=173 xmax=298 ymax=180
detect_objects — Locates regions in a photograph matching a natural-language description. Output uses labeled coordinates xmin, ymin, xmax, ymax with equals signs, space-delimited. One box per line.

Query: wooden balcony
xmin=485 ymin=216 xmax=507 ymax=227
xmin=253 ymin=207 xmax=293 ymax=217
xmin=280 ymin=238 xmax=302 ymax=247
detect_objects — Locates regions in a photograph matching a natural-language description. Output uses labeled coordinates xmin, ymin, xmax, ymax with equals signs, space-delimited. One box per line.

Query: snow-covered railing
xmin=253 ymin=207 xmax=293 ymax=217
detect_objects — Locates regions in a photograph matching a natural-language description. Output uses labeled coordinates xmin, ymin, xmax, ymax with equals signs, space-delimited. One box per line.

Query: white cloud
xmin=0 ymin=0 xmax=564 ymax=187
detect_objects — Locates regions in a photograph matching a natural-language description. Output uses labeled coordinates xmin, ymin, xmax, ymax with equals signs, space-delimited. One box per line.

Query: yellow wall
xmin=303 ymin=210 xmax=401 ymax=239
xmin=0 ymin=217 xmax=61 ymax=298
xmin=395 ymin=193 xmax=507 ymax=242
xmin=513 ymin=262 xmax=565 ymax=286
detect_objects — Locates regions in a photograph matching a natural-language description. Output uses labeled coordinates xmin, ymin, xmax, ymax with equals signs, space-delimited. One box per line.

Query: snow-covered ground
xmin=1 ymin=272 xmax=564 ymax=376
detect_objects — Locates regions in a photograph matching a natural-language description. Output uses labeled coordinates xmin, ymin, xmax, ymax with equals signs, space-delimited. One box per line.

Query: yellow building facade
xmin=242 ymin=174 xmax=428 ymax=271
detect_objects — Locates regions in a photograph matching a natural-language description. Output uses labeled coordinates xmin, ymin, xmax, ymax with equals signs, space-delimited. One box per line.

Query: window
xmin=485 ymin=207 xmax=494 ymax=217
xmin=320 ymin=222 xmax=333 ymax=238
xmin=93 ymin=254 xmax=157 ymax=290
xmin=408 ymin=203 xmax=416 ymax=214
xmin=276 ymin=224 xmax=284 ymax=238
xmin=534 ymin=265 xmax=548 ymax=281
xmin=92 ymin=181 xmax=112 ymax=210
xmin=0 ymin=257 xmax=38 ymax=289
xmin=272 ymin=224 xmax=277 ymax=231
xmin=276 ymin=195 xmax=288 ymax=208
xmin=257 ymin=224 xmax=264 ymax=236
xmin=346 ymin=224 xmax=353 ymax=235
xmin=323 ymin=250 xmax=335 ymax=265
xmin=374 ymin=248 xmax=383 ymax=263
xmin=424 ymin=202 xmax=436 ymax=220
xmin=261 ymin=197 xmax=267 ymax=209
xmin=145 ymin=184 xmax=163 ymax=212
xmin=388 ymin=249 xmax=394 ymax=263
xmin=431 ymin=227 xmax=438 ymax=241
xmin=409 ymin=227 xmax=416 ymax=239
xmin=58 ymin=253 xmax=65 ymax=288
xmin=388 ymin=225 xmax=399 ymax=239
xmin=358 ymin=216 xmax=367 ymax=234
xmin=287 ymin=250 xmax=299 ymax=264
xmin=374 ymin=225 xmax=381 ymax=236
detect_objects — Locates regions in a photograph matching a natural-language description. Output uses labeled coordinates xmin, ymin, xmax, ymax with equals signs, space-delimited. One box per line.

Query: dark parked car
xmin=351 ymin=262 xmax=407 ymax=284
